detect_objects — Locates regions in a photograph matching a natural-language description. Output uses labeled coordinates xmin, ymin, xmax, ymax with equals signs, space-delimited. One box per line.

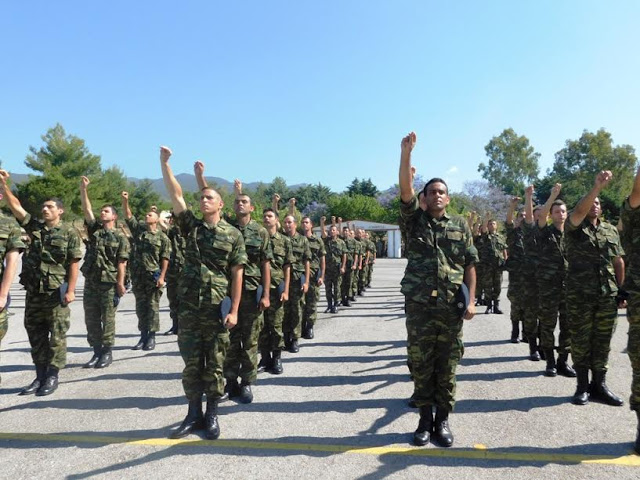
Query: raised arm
xmin=629 ymin=166 xmax=640 ymax=208
xmin=569 ymin=171 xmax=612 ymax=227
xmin=399 ymin=132 xmax=417 ymax=203
xmin=538 ymin=183 xmax=562 ymax=228
xmin=320 ymin=216 xmax=327 ymax=238
xmin=194 ymin=161 xmax=208 ymax=191
xmin=160 ymin=146 xmax=187 ymax=214
xmin=524 ymin=185 xmax=534 ymax=225
xmin=79 ymin=176 xmax=95 ymax=222
xmin=506 ymin=198 xmax=519 ymax=226
xmin=121 ymin=191 xmax=133 ymax=219
xmin=288 ymin=198 xmax=296 ymax=216
xmin=234 ymin=179 xmax=243 ymax=198
xmin=0 ymin=170 xmax=28 ymax=222
xmin=272 ymin=193 xmax=280 ymax=212
xmin=0 ymin=249 xmax=20 ymax=311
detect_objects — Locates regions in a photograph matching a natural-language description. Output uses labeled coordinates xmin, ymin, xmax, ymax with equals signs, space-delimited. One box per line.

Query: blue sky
xmin=1 ymin=1 xmax=639 ymax=193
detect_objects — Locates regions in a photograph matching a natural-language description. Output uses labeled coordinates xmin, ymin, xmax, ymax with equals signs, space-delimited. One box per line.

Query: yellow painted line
xmin=0 ymin=432 xmax=639 ymax=466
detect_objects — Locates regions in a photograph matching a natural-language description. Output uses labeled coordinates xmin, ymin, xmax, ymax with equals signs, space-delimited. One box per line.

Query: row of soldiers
xmin=0 ymin=156 xmax=376 ymax=440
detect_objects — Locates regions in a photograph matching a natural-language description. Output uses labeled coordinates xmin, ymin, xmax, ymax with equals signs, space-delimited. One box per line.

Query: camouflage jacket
xmin=0 ymin=213 xmax=25 ymax=283
xmin=81 ymin=219 xmax=130 ymax=284
xmin=323 ymin=236 xmax=346 ymax=271
xmin=268 ymin=231 xmax=293 ymax=290
xmin=233 ymin=219 xmax=273 ymax=291
xmin=20 ymin=213 xmax=82 ymax=293
xmin=167 ymin=225 xmax=186 ymax=277
xmin=477 ymin=232 xmax=507 ymax=268
xmin=400 ymin=196 xmax=478 ymax=304
xmin=126 ymin=217 xmax=171 ymax=278
xmin=565 ymin=216 xmax=623 ymax=297
xmin=620 ymin=198 xmax=640 ymax=293
xmin=521 ymin=221 xmax=540 ymax=271
xmin=305 ymin=233 xmax=326 ymax=276
xmin=175 ymin=210 xmax=247 ymax=306
xmin=535 ymin=223 xmax=567 ymax=282
xmin=504 ymin=223 xmax=525 ymax=273
xmin=343 ymin=237 xmax=358 ymax=265
xmin=367 ymin=238 xmax=376 ymax=263
xmin=287 ymin=232 xmax=311 ymax=281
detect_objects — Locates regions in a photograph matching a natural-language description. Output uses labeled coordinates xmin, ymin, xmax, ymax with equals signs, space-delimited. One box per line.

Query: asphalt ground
xmin=0 ymin=258 xmax=639 ymax=479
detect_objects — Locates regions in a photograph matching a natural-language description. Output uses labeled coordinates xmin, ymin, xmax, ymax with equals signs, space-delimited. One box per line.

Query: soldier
xmin=122 ymin=191 xmax=171 ymax=351
xmin=320 ymin=216 xmax=346 ymax=314
xmin=398 ymin=132 xmax=477 ymax=448
xmin=356 ymin=228 xmax=370 ymax=295
xmin=258 ymin=208 xmax=292 ymax=374
xmin=565 ymin=171 xmax=624 ymax=407
xmin=161 ymin=146 xmax=246 ymax=440
xmin=365 ymin=231 xmax=376 ymax=288
xmin=505 ymin=197 xmax=526 ymax=343
xmin=523 ymin=189 xmax=543 ymax=361
xmin=164 ymin=214 xmax=185 ymax=336
xmin=79 ymin=176 xmax=129 ymax=369
xmin=341 ymin=222 xmax=358 ymax=307
xmin=0 ymin=189 xmax=25 ymax=387
xmin=283 ymin=214 xmax=310 ymax=353
xmin=620 ymin=166 xmax=640 ymax=454
xmin=477 ymin=218 xmax=507 ymax=314
xmin=349 ymin=226 xmax=363 ymax=301
xmin=534 ymin=183 xmax=576 ymax=378
xmin=301 ymin=216 xmax=325 ymax=339
xmin=0 ymin=170 xmax=82 ymax=397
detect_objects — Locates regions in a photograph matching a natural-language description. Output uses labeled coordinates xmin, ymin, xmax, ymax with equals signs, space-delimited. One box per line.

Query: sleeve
xmin=85 ymin=218 xmax=101 ymax=236
xmin=125 ymin=216 xmax=141 ymax=237
xmin=6 ymin=222 xmax=26 ymax=252
xmin=19 ymin=213 xmax=40 ymax=234
xmin=260 ymin=228 xmax=274 ymax=263
xmin=303 ymin=237 xmax=312 ymax=263
xmin=463 ymin=221 xmax=479 ymax=267
xmin=175 ymin=210 xmax=196 ymax=236
xmin=318 ymin=237 xmax=326 ymax=257
xmin=117 ymin=233 xmax=130 ymax=261
xmin=159 ymin=233 xmax=172 ymax=261
xmin=229 ymin=231 xmax=248 ymax=267
xmin=284 ymin=238 xmax=294 ymax=266
xmin=609 ymin=227 xmax=625 ymax=258
xmin=67 ymin=228 xmax=83 ymax=260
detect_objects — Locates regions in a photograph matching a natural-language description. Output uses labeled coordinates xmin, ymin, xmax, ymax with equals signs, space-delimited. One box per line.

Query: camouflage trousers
xmin=625 ymin=290 xmax=640 ymax=411
xmin=480 ymin=266 xmax=502 ymax=302
xmin=303 ymin=280 xmax=320 ymax=328
xmin=178 ymin=297 xmax=229 ymax=401
xmin=350 ymin=268 xmax=359 ymax=297
xmin=357 ymin=266 xmax=366 ymax=292
xmin=284 ymin=279 xmax=305 ymax=340
xmin=224 ymin=290 xmax=263 ymax=385
xmin=522 ymin=271 xmax=539 ymax=340
xmin=366 ymin=262 xmax=374 ymax=286
xmin=166 ymin=271 xmax=181 ymax=324
xmin=341 ymin=266 xmax=354 ymax=300
xmin=0 ymin=309 xmax=7 ymax=384
xmin=83 ymin=281 xmax=118 ymax=348
xmin=475 ymin=263 xmax=486 ymax=301
xmin=259 ymin=289 xmax=285 ymax=351
xmin=537 ymin=278 xmax=569 ymax=353
xmin=405 ymin=298 xmax=464 ymax=411
xmin=567 ymin=290 xmax=617 ymax=371
xmin=507 ymin=271 xmax=525 ymax=330
xmin=324 ymin=268 xmax=342 ymax=307
xmin=25 ymin=290 xmax=70 ymax=370
xmin=132 ymin=276 xmax=162 ymax=333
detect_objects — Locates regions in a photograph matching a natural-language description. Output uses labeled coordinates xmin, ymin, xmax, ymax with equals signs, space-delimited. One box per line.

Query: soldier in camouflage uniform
xmin=320 ymin=216 xmax=346 ymax=314
xmin=0 ymin=170 xmax=82 ymax=397
xmin=0 ymin=193 xmax=25 ymax=388
xmin=365 ymin=231 xmax=376 ymax=288
xmin=619 ymin=166 xmax=640 ymax=454
xmin=505 ymin=197 xmax=526 ymax=343
xmin=301 ymin=216 xmax=325 ymax=339
xmin=161 ymin=146 xmax=246 ymax=440
xmin=341 ymin=224 xmax=358 ymax=307
xmin=283 ymin=214 xmax=311 ymax=353
xmin=356 ymin=228 xmax=370 ymax=295
xmin=523 ymin=189 xmax=543 ymax=361
xmin=164 ymin=217 xmax=185 ymax=335
xmin=534 ymin=183 xmax=576 ymax=378
xmin=349 ymin=227 xmax=362 ymax=301
xmin=476 ymin=219 xmax=507 ymax=314
xmin=565 ymin=171 xmax=625 ymax=407
xmin=399 ymin=132 xmax=477 ymax=448
xmin=122 ymin=191 xmax=171 ymax=351
xmin=258 ymin=208 xmax=293 ymax=374
xmin=79 ymin=176 xmax=130 ymax=369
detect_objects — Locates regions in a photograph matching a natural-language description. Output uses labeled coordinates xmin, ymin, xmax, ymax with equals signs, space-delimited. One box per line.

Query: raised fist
xmin=194 ymin=161 xmax=204 ymax=176
xmin=321 ymin=216 xmax=326 ymax=223
xmin=0 ymin=170 xmax=10 ymax=183
xmin=80 ymin=176 xmax=90 ymax=189
xmin=289 ymin=198 xmax=296 ymax=206
xmin=595 ymin=171 xmax=613 ymax=189
xmin=273 ymin=193 xmax=281 ymax=202
xmin=234 ymin=179 xmax=242 ymax=194
xmin=401 ymin=132 xmax=417 ymax=153
xmin=525 ymin=185 xmax=534 ymax=196
xmin=510 ymin=196 xmax=521 ymax=205
xmin=160 ymin=146 xmax=172 ymax=163
xmin=551 ymin=183 xmax=562 ymax=196
xmin=121 ymin=191 xmax=129 ymax=200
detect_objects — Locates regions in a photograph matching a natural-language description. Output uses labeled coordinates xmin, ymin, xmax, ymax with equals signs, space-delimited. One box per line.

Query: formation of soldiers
xmin=0 ymin=152 xmax=376 ymax=441
xmin=399 ymin=131 xmax=639 ymax=455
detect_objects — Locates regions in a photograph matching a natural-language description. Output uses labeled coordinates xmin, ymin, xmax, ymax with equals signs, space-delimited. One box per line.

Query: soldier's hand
xmin=302 ymin=282 xmax=309 ymax=294
xmin=116 ymin=283 xmax=126 ymax=298
xmin=0 ymin=170 xmax=10 ymax=186
xmin=401 ymin=131 xmax=417 ymax=153
xmin=525 ymin=185 xmax=534 ymax=197
xmin=259 ymin=295 xmax=270 ymax=311
xmin=317 ymin=277 xmax=324 ymax=287
xmin=510 ymin=196 xmax=521 ymax=206
xmin=150 ymin=205 xmax=158 ymax=213
xmin=320 ymin=216 xmax=326 ymax=223
xmin=289 ymin=198 xmax=296 ymax=207
xmin=234 ymin=179 xmax=242 ymax=195
xmin=337 ymin=217 xmax=342 ymax=223
xmin=464 ymin=302 xmax=475 ymax=320
xmin=160 ymin=146 xmax=172 ymax=163
xmin=156 ymin=277 xmax=165 ymax=289
xmin=223 ymin=312 xmax=238 ymax=329
xmin=410 ymin=165 xmax=416 ymax=180
xmin=80 ymin=176 xmax=90 ymax=189
xmin=340 ymin=266 xmax=346 ymax=274
xmin=64 ymin=290 xmax=76 ymax=305
xmin=121 ymin=191 xmax=129 ymax=200
xmin=273 ymin=193 xmax=281 ymax=202
xmin=194 ymin=160 xmax=205 ymax=176
xmin=331 ymin=216 xmax=336 ymax=223
xmin=551 ymin=183 xmax=562 ymax=196
xmin=0 ymin=294 xmax=7 ymax=312
xmin=280 ymin=291 xmax=289 ymax=303
xmin=595 ymin=171 xmax=613 ymax=189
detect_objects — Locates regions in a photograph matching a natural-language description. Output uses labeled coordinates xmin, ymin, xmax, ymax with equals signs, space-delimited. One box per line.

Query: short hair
xmin=423 ymin=178 xmax=449 ymax=196
xmin=101 ymin=204 xmax=117 ymax=216
xmin=201 ymin=187 xmax=222 ymax=201
xmin=263 ymin=207 xmax=279 ymax=218
xmin=235 ymin=193 xmax=252 ymax=206
xmin=301 ymin=216 xmax=312 ymax=223
xmin=551 ymin=199 xmax=566 ymax=214
xmin=284 ymin=214 xmax=296 ymax=223
xmin=43 ymin=197 xmax=64 ymax=209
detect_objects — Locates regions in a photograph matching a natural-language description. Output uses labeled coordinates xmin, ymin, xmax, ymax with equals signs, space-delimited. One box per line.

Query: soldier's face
xmin=42 ymin=201 xmax=62 ymax=221
xmin=488 ymin=221 xmax=497 ymax=233
xmin=234 ymin=195 xmax=253 ymax=216
xmin=425 ymin=183 xmax=449 ymax=212
xmin=589 ymin=197 xmax=601 ymax=219
xmin=330 ymin=226 xmax=339 ymax=238
xmin=100 ymin=207 xmax=116 ymax=223
xmin=146 ymin=211 xmax=158 ymax=225
xmin=301 ymin=218 xmax=312 ymax=232
xmin=551 ymin=204 xmax=567 ymax=225
xmin=200 ymin=189 xmax=223 ymax=215
xmin=284 ymin=216 xmax=296 ymax=235
xmin=263 ymin=211 xmax=277 ymax=228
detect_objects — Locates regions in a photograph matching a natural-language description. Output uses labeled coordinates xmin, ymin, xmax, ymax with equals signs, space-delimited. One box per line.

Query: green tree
xmin=479 ymin=128 xmax=540 ymax=195
xmin=327 ymin=194 xmax=386 ymax=222
xmin=126 ymin=179 xmax=165 ymax=217
xmin=346 ymin=178 xmax=379 ymax=197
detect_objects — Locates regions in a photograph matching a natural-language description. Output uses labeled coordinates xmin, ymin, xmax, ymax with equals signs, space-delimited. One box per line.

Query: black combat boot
xmin=204 ymin=399 xmax=220 ymax=440
xmin=19 ymin=364 xmax=47 ymax=396
xmin=324 ymin=301 xmax=332 ymax=314
xmin=330 ymin=305 xmax=338 ymax=314
xmin=342 ymin=296 xmax=351 ymax=307
xmin=223 ymin=379 xmax=241 ymax=401
xmin=284 ymin=333 xmax=292 ymax=351
xmin=528 ymin=338 xmax=540 ymax=361
xmin=349 ymin=295 xmax=357 ymax=302
xmin=485 ymin=300 xmax=493 ymax=314
xmin=170 ymin=398 xmax=204 ymax=439
xmin=257 ymin=351 xmax=272 ymax=373
xmin=83 ymin=346 xmax=102 ymax=368
xmin=493 ymin=300 xmax=503 ymax=314
xmin=96 ymin=347 xmax=112 ymax=368
xmin=413 ymin=406 xmax=433 ymax=446
xmin=132 ymin=331 xmax=148 ymax=350
xmin=510 ymin=321 xmax=520 ymax=343
xmin=589 ymin=370 xmax=624 ymax=406
xmin=635 ymin=410 xmax=640 ymax=455
xmin=433 ymin=407 xmax=454 ymax=447
xmin=238 ymin=384 xmax=253 ymax=404
xmin=271 ymin=350 xmax=283 ymax=375
xmin=164 ymin=318 xmax=178 ymax=335
xmin=572 ymin=367 xmax=589 ymax=405
xmin=143 ymin=332 xmax=156 ymax=351
xmin=556 ymin=353 xmax=576 ymax=377
xmin=289 ymin=338 xmax=300 ymax=354
xmin=36 ymin=366 xmax=59 ymax=396
xmin=303 ymin=324 xmax=314 ymax=340
xmin=544 ymin=350 xmax=557 ymax=377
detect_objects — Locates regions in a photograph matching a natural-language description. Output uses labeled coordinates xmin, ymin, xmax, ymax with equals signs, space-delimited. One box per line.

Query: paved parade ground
xmin=1 ymin=258 xmax=639 ymax=479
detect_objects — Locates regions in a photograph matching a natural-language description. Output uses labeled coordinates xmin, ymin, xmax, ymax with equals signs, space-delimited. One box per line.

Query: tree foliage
xmin=479 ymin=128 xmax=540 ymax=196
xmin=346 ymin=177 xmax=379 ymax=197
